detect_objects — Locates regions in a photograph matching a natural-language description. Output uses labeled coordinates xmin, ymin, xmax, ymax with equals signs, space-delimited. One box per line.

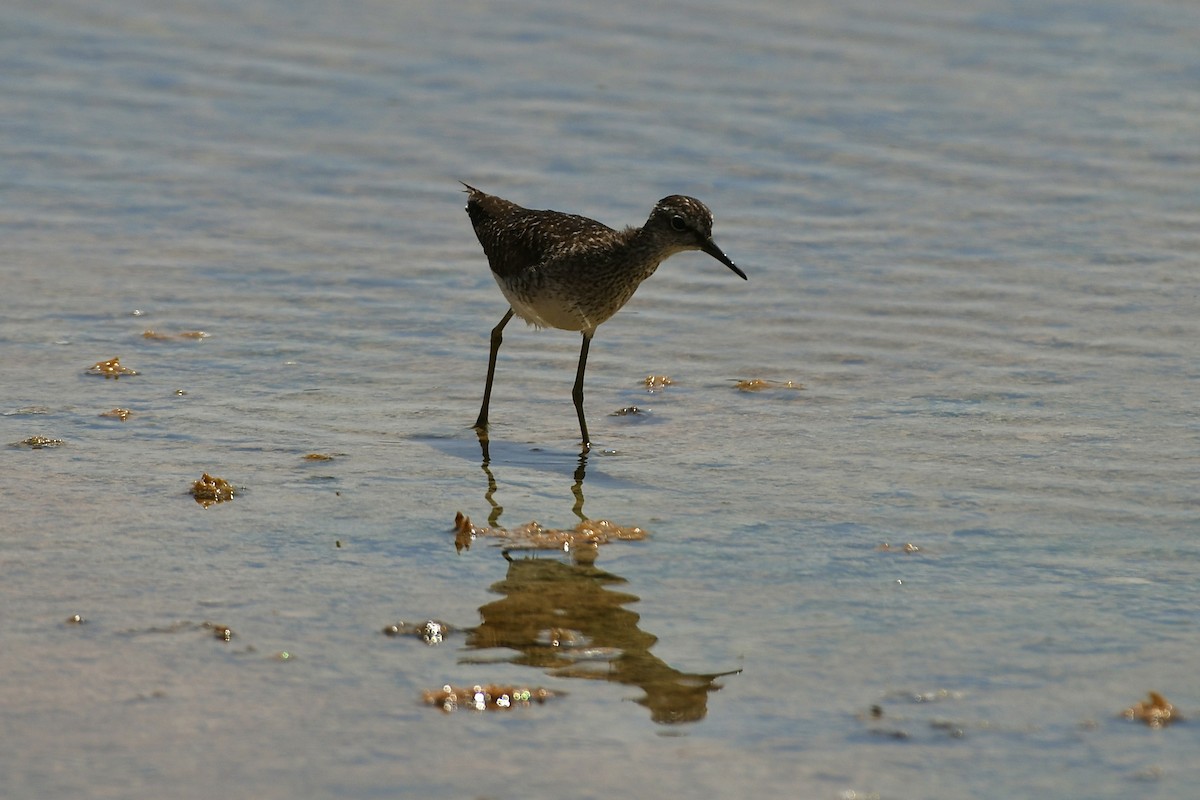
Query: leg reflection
xmin=476 ymin=429 xmax=503 ymax=527
xmin=474 ymin=430 xmax=591 ymax=527
xmin=571 ymin=449 xmax=588 ymax=522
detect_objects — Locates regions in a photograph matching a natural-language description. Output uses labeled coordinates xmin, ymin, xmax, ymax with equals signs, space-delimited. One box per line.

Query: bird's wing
xmin=467 ymin=194 xmax=616 ymax=278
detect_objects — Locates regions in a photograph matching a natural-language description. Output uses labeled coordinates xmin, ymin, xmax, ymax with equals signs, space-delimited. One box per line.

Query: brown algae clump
xmin=453 ymin=512 xmax=647 ymax=553
xmin=1123 ymin=692 xmax=1180 ymax=728
xmin=643 ymin=374 xmax=674 ymax=392
xmin=13 ymin=436 xmax=65 ymax=449
xmin=382 ymin=619 xmax=451 ymax=645
xmin=204 ymin=622 xmax=234 ymax=641
xmin=735 ymin=378 xmax=803 ymax=392
xmin=877 ymin=542 xmax=921 ymax=553
xmin=87 ymin=357 xmax=138 ymax=379
xmin=191 ymin=473 xmax=236 ymax=507
xmin=423 ymin=683 xmax=558 ymax=713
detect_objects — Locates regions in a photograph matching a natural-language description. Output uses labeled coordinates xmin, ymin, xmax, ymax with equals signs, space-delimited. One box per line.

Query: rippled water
xmin=3 ymin=0 xmax=1198 ymax=797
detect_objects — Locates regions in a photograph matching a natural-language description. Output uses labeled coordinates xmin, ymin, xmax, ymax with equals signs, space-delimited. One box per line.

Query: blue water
xmin=2 ymin=0 xmax=1198 ymax=797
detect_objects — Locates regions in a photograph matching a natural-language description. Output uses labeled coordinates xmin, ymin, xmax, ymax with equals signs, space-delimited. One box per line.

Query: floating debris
xmin=422 ymin=683 xmax=559 ymax=713
xmin=99 ymin=408 xmax=133 ymax=421
xmin=65 ymin=614 xmax=87 ymax=625
xmin=13 ymin=436 xmax=65 ymax=449
xmin=142 ymin=329 xmax=209 ymax=340
xmin=735 ymin=378 xmax=803 ymax=392
xmin=205 ymin=622 xmax=234 ymax=642
xmin=190 ymin=473 xmax=236 ymax=507
xmin=877 ymin=542 xmax=921 ymax=553
xmin=383 ymin=619 xmax=452 ymax=645
xmin=1123 ymin=692 xmax=1180 ymax=728
xmin=453 ymin=512 xmax=648 ymax=553
xmin=112 ymin=620 xmax=244 ymax=644
xmin=87 ymin=356 xmax=138 ymax=379
xmin=303 ymin=453 xmax=334 ymax=461
xmin=643 ymin=374 xmax=674 ymax=392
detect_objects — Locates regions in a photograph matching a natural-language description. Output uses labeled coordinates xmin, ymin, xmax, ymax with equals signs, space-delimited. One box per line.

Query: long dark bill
xmin=700 ymin=238 xmax=747 ymax=280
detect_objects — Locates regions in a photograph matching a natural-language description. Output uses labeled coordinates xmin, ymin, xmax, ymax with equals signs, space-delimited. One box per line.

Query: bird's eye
xmin=670 ymin=215 xmax=687 ymax=232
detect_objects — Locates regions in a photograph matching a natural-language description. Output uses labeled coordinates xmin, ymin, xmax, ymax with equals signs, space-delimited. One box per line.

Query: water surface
xmin=2 ymin=0 xmax=1198 ymax=797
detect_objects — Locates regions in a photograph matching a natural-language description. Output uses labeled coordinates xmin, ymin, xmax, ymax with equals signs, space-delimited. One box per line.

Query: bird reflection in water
xmin=465 ymin=556 xmax=737 ymax=724
xmin=467 ymin=433 xmax=739 ymax=723
xmin=454 ymin=522 xmax=738 ymax=723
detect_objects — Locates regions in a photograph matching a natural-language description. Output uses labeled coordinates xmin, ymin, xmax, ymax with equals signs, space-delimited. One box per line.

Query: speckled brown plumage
xmin=462 ymin=182 xmax=745 ymax=448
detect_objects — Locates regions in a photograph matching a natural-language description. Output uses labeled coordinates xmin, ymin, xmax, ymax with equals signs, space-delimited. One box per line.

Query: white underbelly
xmin=498 ymin=280 xmax=595 ymax=332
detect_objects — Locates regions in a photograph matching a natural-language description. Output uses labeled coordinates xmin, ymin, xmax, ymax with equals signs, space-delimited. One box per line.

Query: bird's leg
xmin=572 ymin=331 xmax=593 ymax=450
xmin=475 ymin=308 xmax=514 ymax=432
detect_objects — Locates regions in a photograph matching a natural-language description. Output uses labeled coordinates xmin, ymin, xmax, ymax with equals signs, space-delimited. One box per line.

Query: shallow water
xmin=3 ymin=0 xmax=1198 ymax=797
